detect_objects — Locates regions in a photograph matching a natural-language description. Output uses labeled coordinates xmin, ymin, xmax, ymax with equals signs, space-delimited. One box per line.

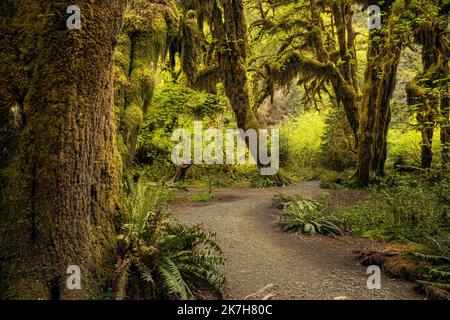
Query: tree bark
xmin=441 ymin=75 xmax=450 ymax=170
xmin=357 ymin=46 xmax=401 ymax=183
xmin=421 ymin=124 xmax=435 ymax=169
xmin=221 ymin=0 xmax=260 ymax=133
xmin=172 ymin=163 xmax=192 ymax=183
xmin=0 ymin=0 xmax=127 ymax=299
xmin=356 ymin=2 xmax=402 ymax=185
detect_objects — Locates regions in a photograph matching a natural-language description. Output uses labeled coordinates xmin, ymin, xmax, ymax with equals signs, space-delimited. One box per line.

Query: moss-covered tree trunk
xmin=0 ymin=0 xmax=126 ymax=299
xmin=406 ymin=76 xmax=437 ymax=170
xmin=221 ymin=0 xmax=259 ymax=133
xmin=419 ymin=41 xmax=440 ymax=169
xmin=114 ymin=0 xmax=178 ymax=168
xmin=405 ymin=19 xmax=447 ymax=170
xmin=314 ymin=0 xmax=360 ymax=142
xmin=356 ymin=1 xmax=402 ymax=184
xmin=357 ymin=46 xmax=401 ymax=182
xmin=439 ymin=16 xmax=450 ymax=171
xmin=441 ymin=69 xmax=450 ymax=170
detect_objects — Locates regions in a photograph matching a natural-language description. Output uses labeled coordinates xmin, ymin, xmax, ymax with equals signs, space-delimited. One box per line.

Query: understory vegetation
xmin=113 ymin=179 xmax=224 ymax=300
xmin=340 ymin=175 xmax=450 ymax=298
xmin=340 ymin=176 xmax=449 ymax=248
xmin=272 ymin=174 xmax=450 ymax=298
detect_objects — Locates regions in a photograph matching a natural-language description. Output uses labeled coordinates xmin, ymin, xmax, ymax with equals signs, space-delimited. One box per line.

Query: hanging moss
xmin=114 ymin=0 xmax=180 ymax=167
xmin=123 ymin=104 xmax=144 ymax=132
xmin=191 ymin=64 xmax=222 ymax=93
xmin=177 ymin=11 xmax=202 ymax=79
xmin=403 ymin=0 xmax=449 ymax=170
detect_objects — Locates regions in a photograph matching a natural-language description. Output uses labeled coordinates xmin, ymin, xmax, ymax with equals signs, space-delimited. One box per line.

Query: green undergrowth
xmin=273 ymin=193 xmax=343 ymax=236
xmin=338 ymin=174 xmax=449 ymax=249
xmin=339 ymin=173 xmax=450 ymax=298
xmin=188 ymin=193 xmax=216 ymax=203
xmin=113 ymin=178 xmax=225 ymax=300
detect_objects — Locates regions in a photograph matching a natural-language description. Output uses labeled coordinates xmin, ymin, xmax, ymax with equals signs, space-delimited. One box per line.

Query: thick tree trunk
xmin=356 ymin=1 xmax=403 ymax=185
xmin=357 ymin=43 xmax=401 ymax=184
xmin=0 ymin=0 xmax=127 ymax=299
xmin=371 ymin=55 xmax=399 ymax=176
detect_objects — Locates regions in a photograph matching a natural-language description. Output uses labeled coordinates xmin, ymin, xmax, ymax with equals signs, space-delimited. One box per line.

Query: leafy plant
xmin=272 ymin=193 xmax=304 ymax=209
xmin=250 ymin=175 xmax=280 ymax=188
xmin=277 ymin=194 xmax=343 ymax=236
xmin=114 ymin=179 xmax=225 ymax=300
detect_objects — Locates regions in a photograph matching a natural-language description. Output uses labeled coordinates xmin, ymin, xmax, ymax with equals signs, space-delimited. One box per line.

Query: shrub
xmin=272 ymin=193 xmax=304 ymax=209
xmin=114 ymin=179 xmax=225 ymax=300
xmin=339 ymin=178 xmax=450 ymax=248
xmin=250 ymin=175 xmax=281 ymax=188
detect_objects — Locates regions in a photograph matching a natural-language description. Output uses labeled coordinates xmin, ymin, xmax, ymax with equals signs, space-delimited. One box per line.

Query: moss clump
xmin=123 ymin=104 xmax=144 ymax=132
xmin=357 ymin=250 xmax=450 ymax=300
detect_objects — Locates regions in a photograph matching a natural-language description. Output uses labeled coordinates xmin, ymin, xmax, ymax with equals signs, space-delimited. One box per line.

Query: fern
xmin=277 ymin=194 xmax=343 ymax=236
xmin=114 ymin=178 xmax=225 ymax=300
xmin=158 ymin=257 xmax=192 ymax=300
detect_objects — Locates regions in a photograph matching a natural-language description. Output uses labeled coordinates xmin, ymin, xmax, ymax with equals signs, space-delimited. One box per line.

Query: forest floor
xmin=171 ymin=181 xmax=421 ymax=300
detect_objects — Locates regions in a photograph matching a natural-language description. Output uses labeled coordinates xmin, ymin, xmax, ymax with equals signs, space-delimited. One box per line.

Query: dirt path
xmin=171 ymin=182 xmax=421 ymax=300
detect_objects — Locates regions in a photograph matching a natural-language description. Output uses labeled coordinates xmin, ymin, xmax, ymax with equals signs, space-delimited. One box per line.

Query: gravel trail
xmin=171 ymin=182 xmax=420 ymax=300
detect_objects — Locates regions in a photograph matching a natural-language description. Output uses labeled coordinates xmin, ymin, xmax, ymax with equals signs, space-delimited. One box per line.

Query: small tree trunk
xmin=173 ymin=164 xmax=192 ymax=183
xmin=421 ymin=125 xmax=435 ymax=169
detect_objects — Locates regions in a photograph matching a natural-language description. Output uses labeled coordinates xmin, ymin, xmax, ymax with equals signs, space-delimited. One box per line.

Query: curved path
xmin=171 ymin=182 xmax=420 ymax=300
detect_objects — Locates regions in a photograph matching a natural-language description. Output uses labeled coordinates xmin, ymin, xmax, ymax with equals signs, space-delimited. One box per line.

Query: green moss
xmin=123 ymin=104 xmax=144 ymax=132
xmin=188 ymin=193 xmax=216 ymax=202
